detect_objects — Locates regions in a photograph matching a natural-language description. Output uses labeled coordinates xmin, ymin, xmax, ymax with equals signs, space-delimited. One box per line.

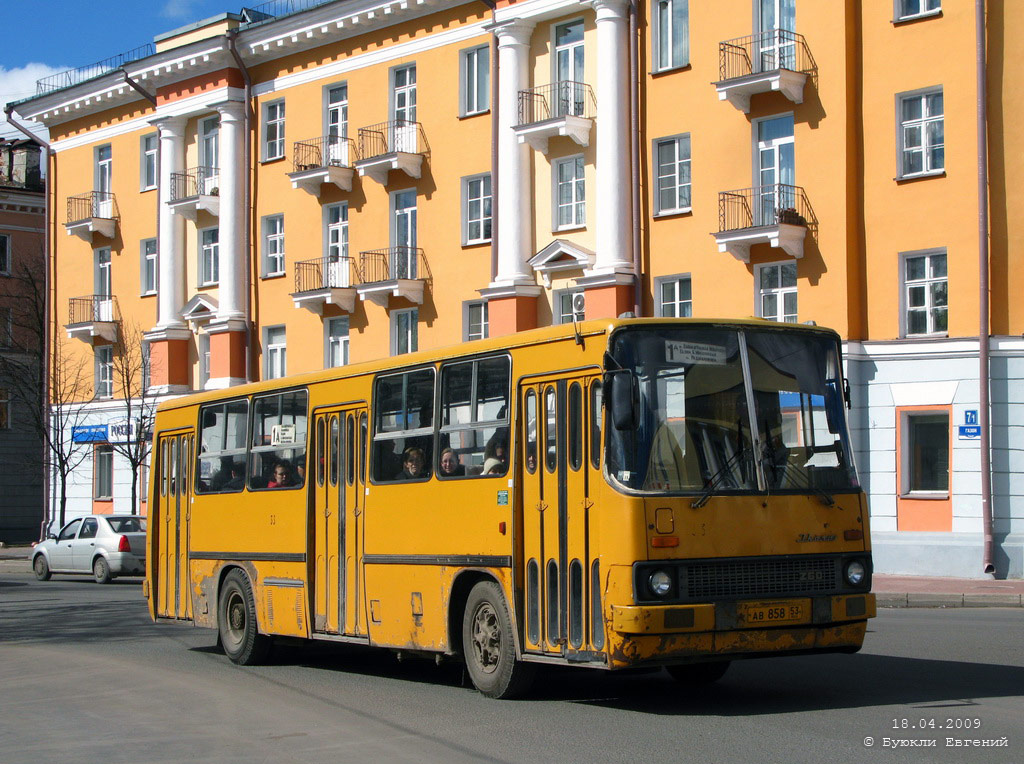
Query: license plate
xmin=737 ymin=600 xmax=808 ymax=627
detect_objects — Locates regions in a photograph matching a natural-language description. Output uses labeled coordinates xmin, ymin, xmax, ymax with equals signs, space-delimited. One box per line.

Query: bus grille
xmin=683 ymin=557 xmax=838 ymax=600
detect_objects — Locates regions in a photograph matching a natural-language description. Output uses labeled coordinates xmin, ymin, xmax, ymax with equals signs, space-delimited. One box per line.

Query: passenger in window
xmin=483 ymin=439 xmax=509 ymax=476
xmin=400 ymin=447 xmax=428 ymax=480
xmin=223 ymin=463 xmax=246 ymax=491
xmin=295 ymin=460 xmax=306 ymax=486
xmin=525 ymin=445 xmax=537 ymax=473
xmin=267 ymin=460 xmax=295 ymax=488
xmin=439 ymin=448 xmax=465 ymax=477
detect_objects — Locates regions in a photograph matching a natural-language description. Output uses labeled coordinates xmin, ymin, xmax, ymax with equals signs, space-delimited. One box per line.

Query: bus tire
xmin=218 ymin=570 xmax=271 ymax=665
xmin=462 ymin=581 xmax=535 ymax=699
xmin=666 ymin=661 xmax=731 ymax=685
xmin=33 ymin=555 xmax=51 ymax=581
xmin=93 ymin=556 xmax=112 ymax=585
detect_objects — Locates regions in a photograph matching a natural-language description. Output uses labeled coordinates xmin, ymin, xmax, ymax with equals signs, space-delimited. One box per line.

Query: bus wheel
xmin=462 ymin=581 xmax=535 ymax=699
xmin=667 ymin=661 xmax=731 ymax=685
xmin=218 ymin=570 xmax=271 ymax=665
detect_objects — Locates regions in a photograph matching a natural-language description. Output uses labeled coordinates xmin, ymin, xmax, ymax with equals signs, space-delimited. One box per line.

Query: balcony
xmin=287 ymin=135 xmax=356 ymax=197
xmin=354 ymin=120 xmax=426 ymax=185
xmin=355 ymin=246 xmax=430 ymax=306
xmin=168 ymin=166 xmax=219 ymax=219
xmin=514 ymin=81 xmax=596 ymax=154
xmin=715 ymin=30 xmax=815 ymax=113
xmin=66 ymin=295 xmax=120 ymax=344
xmin=291 ymin=256 xmax=358 ymax=314
xmin=65 ymin=192 xmax=117 ymax=240
xmin=713 ymin=184 xmax=816 ymax=261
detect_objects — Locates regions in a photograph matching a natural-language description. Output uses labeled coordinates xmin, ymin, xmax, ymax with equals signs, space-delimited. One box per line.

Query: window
xmin=460 ymin=45 xmax=489 ymax=116
xmin=196 ymin=399 xmax=248 ymax=493
xmin=0 ymin=387 xmax=9 ymax=429
xmin=199 ymin=333 xmax=211 ymax=388
xmin=372 ymin=368 xmax=435 ymax=482
xmin=141 ymin=238 xmax=157 ymax=295
xmin=0 ymin=233 xmax=10 ymax=275
xmin=463 ymin=174 xmax=492 ymax=245
xmin=326 ymin=84 xmax=349 ymax=164
xmin=439 ymin=356 xmax=511 ymax=478
xmin=326 ymin=316 xmax=349 ymax=368
xmin=654 ymin=134 xmax=691 ymax=214
xmin=94 ymin=445 xmax=113 ymax=499
xmin=657 ymin=275 xmax=692 ymax=317
xmin=199 ymin=228 xmax=219 ymax=286
xmin=96 ymin=345 xmax=113 ymax=398
xmin=554 ymin=19 xmax=585 ymax=89
xmin=140 ymin=133 xmax=158 ymax=190
xmin=897 ymin=0 xmax=940 ymax=21
xmin=902 ymin=411 xmax=949 ymax=494
xmin=902 ymin=250 xmax=947 ymax=336
xmin=757 ymin=262 xmax=798 ymax=323
xmin=264 ymin=326 xmax=286 ymax=380
xmin=79 ymin=517 xmax=98 ymax=539
xmin=326 ymin=203 xmax=349 ymax=287
xmin=249 ymin=390 xmax=308 ymax=491
xmin=142 ymin=341 xmax=151 ymax=392
xmin=756 ymin=114 xmax=795 ymax=224
xmin=0 ymin=307 xmax=11 ymax=348
xmin=392 ymin=308 xmax=418 ymax=355
xmin=263 ymin=215 xmax=285 ymax=277
xmin=263 ymin=100 xmax=286 ymax=160
xmin=95 ymin=145 xmax=112 ymax=217
xmin=391 ymin=190 xmax=418 ymax=277
xmin=554 ymin=155 xmax=585 ymax=229
xmin=653 ymin=0 xmax=689 ymax=71
xmin=555 ymin=289 xmax=585 ymax=325
xmin=464 ymin=301 xmax=488 ymax=341
xmin=899 ymin=89 xmax=944 ymax=177
xmin=392 ymin=64 xmax=417 ymax=123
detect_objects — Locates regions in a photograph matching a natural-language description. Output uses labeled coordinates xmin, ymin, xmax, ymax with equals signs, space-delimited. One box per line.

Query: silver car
xmin=32 ymin=515 xmax=147 ymax=584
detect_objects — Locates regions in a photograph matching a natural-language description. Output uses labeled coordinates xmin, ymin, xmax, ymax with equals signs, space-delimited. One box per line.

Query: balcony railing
xmin=357 ymin=247 xmax=430 ymax=284
xmin=292 ymin=135 xmax=356 ymax=171
xmin=69 ymin=295 xmax=120 ymax=325
xmin=719 ymin=29 xmax=815 ymax=81
xmin=36 ymin=43 xmax=155 ymax=94
xmin=67 ymin=191 xmax=116 ymax=224
xmin=718 ymin=184 xmax=816 ymax=233
xmin=294 ymin=256 xmax=356 ymax=292
xmin=517 ymin=81 xmax=596 ymax=126
xmin=170 ymin=166 xmax=219 ymax=201
xmin=357 ymin=120 xmax=426 ymax=160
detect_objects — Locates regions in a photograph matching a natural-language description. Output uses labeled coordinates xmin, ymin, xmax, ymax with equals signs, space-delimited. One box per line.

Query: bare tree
xmin=108 ymin=321 xmax=157 ymax=515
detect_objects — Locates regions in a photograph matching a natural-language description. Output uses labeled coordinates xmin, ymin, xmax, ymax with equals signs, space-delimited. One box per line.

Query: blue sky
xmin=1 ymin=1 xmax=235 ymax=137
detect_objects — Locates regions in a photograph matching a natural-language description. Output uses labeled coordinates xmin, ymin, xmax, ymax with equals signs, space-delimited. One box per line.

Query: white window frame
xmin=653 ymin=134 xmax=691 ymax=215
xmin=459 ymin=44 xmax=490 ymax=117
xmin=755 ymin=261 xmax=798 ymax=323
xmin=390 ymin=63 xmax=417 ymax=123
xmin=553 ymin=155 xmax=586 ymax=231
xmin=199 ymin=227 xmax=219 ymax=287
xmin=897 ymin=87 xmax=944 ymax=178
xmin=555 ymin=289 xmax=585 ymax=325
xmin=95 ymin=345 xmax=114 ymax=399
xmin=141 ymin=238 xmax=157 ymax=296
xmin=391 ymin=308 xmax=418 ymax=356
xmin=462 ymin=173 xmax=492 ymax=245
xmin=140 ymin=133 xmax=158 ymax=191
xmin=94 ymin=247 xmax=112 ymax=298
xmin=652 ymin=0 xmax=689 ymax=72
xmin=94 ymin=444 xmax=114 ymax=500
xmin=141 ymin=340 xmax=151 ymax=392
xmin=655 ymin=274 xmax=693 ymax=317
xmin=263 ymin=99 xmax=286 ymax=161
xmin=900 ymin=248 xmax=948 ymax=337
xmin=325 ymin=82 xmax=349 ymax=137
xmin=264 ymin=325 xmax=287 ymax=380
xmin=895 ymin=0 xmax=941 ymax=22
xmin=463 ymin=300 xmax=489 ymax=342
xmin=262 ymin=214 xmax=285 ymax=277
xmin=199 ymin=333 xmax=211 ymax=389
xmin=0 ymin=233 xmax=9 ymax=275
xmin=325 ymin=316 xmax=350 ymax=368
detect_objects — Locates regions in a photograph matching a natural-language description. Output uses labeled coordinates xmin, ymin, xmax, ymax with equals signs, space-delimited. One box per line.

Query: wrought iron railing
xmin=69 ymin=295 xmax=120 ymax=325
xmin=517 ymin=81 xmax=596 ymax=126
xmin=67 ymin=191 xmax=117 ymax=224
xmin=357 ymin=247 xmax=430 ymax=284
xmin=718 ymin=184 xmax=816 ymax=233
xmin=170 ymin=166 xmax=219 ymax=201
xmin=357 ymin=120 xmax=426 ymax=160
xmin=718 ymin=30 xmax=815 ymax=81
xmin=242 ymin=0 xmax=332 ymax=25
xmin=36 ymin=44 xmax=155 ymax=94
xmin=292 ymin=135 xmax=356 ymax=171
xmin=294 ymin=256 xmax=356 ymax=293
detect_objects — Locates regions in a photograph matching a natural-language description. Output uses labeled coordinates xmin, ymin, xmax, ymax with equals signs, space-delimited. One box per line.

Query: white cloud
xmin=0 ymin=63 xmax=68 ymax=140
xmin=161 ymin=0 xmax=205 ymax=19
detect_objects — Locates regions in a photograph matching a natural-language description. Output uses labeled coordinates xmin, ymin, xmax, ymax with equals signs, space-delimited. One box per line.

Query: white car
xmin=32 ymin=515 xmax=147 ymax=584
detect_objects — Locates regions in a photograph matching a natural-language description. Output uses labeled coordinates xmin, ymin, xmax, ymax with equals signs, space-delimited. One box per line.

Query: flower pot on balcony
xmin=777 ymin=207 xmax=806 ymax=226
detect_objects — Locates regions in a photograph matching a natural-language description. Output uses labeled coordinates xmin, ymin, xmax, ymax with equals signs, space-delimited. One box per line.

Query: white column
xmin=591 ymin=0 xmax=633 ymax=274
xmin=154 ymin=116 xmax=187 ymax=329
xmin=492 ymin=21 xmax=536 ymax=287
xmin=212 ymin=100 xmax=247 ymax=324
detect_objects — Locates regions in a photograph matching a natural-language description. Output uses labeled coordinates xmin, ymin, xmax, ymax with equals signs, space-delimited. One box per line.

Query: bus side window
xmin=439 ymin=355 xmax=510 ymax=478
xmin=372 ymin=368 xmax=435 ymax=482
xmin=544 ymin=386 xmax=557 ymax=472
xmin=525 ymin=389 xmax=538 ymax=474
xmin=590 ymin=381 xmax=602 ymax=469
xmin=250 ymin=390 xmax=308 ymax=490
xmin=196 ymin=400 xmax=248 ymax=494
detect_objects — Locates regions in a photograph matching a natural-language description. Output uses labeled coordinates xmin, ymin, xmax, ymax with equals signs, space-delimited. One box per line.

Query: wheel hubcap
xmin=471 ymin=603 xmax=501 ymax=674
xmin=224 ymin=591 xmax=245 ymax=648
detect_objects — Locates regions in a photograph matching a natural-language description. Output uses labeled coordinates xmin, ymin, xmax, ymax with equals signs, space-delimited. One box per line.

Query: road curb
xmin=877 ymin=592 xmax=1023 ymax=608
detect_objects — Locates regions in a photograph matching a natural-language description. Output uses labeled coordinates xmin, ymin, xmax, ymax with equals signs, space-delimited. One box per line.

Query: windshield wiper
xmin=761 ymin=438 xmax=836 ymax=506
xmin=692 ymin=445 xmax=747 ymax=509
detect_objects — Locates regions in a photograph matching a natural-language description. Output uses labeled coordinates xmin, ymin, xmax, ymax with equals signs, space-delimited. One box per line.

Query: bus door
xmin=155 ymin=429 xmax=194 ymax=620
xmin=312 ymin=405 xmax=367 ymax=635
xmin=519 ymin=373 xmax=601 ymax=657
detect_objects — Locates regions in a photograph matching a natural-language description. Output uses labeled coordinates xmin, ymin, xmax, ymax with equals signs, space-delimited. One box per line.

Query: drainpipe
xmin=226 ymin=30 xmax=254 ymax=383
xmin=975 ymin=0 xmax=994 ymax=575
xmin=4 ymin=105 xmax=53 ymax=540
xmin=629 ymin=0 xmax=641 ymax=316
xmin=481 ymin=0 xmax=499 ymax=281
xmin=119 ymin=70 xmax=157 ymax=106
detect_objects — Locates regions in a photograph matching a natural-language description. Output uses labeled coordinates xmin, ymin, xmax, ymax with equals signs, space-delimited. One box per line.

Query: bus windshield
xmin=606 ymin=325 xmax=859 ymax=495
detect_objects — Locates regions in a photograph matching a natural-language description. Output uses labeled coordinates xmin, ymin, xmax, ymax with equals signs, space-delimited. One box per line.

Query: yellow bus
xmin=146 ymin=318 xmax=874 ymax=698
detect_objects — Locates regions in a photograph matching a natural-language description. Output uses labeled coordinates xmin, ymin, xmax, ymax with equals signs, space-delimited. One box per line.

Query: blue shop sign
xmin=72 ymin=425 xmax=108 ymax=443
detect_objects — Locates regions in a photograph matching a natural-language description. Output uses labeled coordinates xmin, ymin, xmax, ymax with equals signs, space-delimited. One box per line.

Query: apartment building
xmin=10 ymin=0 xmax=1022 ymax=576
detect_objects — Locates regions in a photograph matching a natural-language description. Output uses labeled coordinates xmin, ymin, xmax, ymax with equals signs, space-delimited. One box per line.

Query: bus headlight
xmin=649 ymin=570 xmax=673 ymax=597
xmin=845 ymin=560 xmax=866 ymax=586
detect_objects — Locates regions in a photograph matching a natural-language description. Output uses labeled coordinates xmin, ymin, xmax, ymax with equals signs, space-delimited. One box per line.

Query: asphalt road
xmin=1 ymin=568 xmax=1021 ymax=764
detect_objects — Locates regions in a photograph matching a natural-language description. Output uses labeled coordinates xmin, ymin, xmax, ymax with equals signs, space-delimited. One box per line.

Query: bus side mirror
xmin=606 ymin=371 xmax=636 ymax=431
